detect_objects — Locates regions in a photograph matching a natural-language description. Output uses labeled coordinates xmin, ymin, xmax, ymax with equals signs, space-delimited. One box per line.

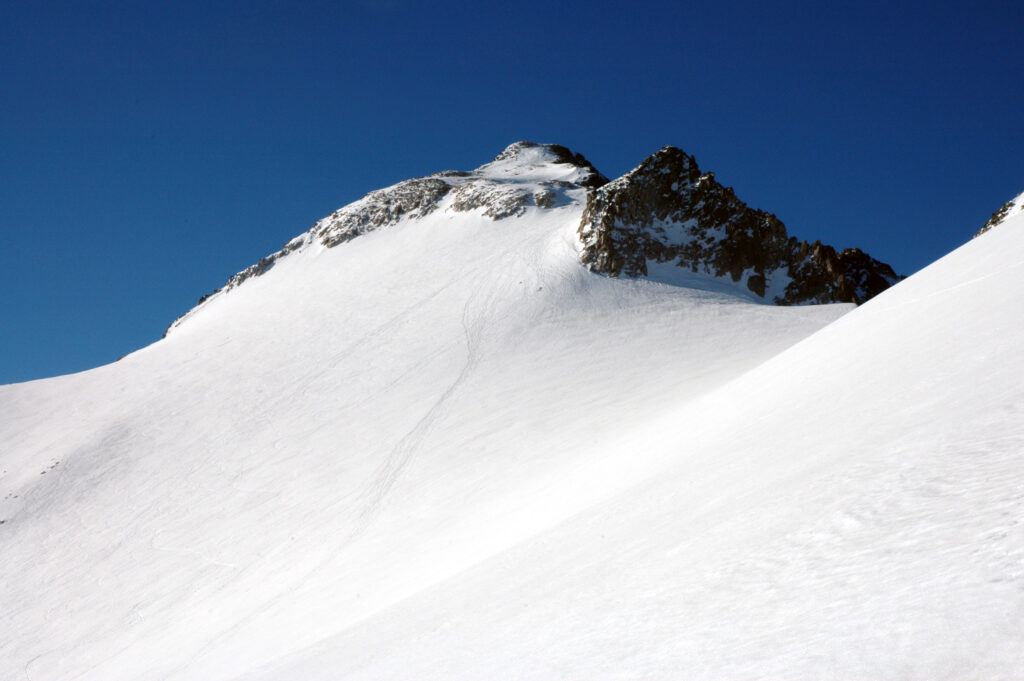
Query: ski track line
xmin=154 ymin=277 xmax=499 ymax=681
xmin=163 ymin=235 xmax=535 ymax=679
xmin=351 ymin=280 xmax=485 ymax=530
xmin=251 ymin=344 xmax=449 ymax=492
xmin=44 ymin=229 xmax=556 ymax=680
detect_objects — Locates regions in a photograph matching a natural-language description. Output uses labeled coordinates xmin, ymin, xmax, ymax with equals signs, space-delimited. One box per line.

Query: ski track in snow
xmin=353 ymin=226 xmax=552 ymax=530
xmin=153 ymin=240 xmax=542 ymax=680
xmin=353 ymin=283 xmax=483 ymax=530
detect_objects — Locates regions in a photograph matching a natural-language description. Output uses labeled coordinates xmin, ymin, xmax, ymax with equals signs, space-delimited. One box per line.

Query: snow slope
xmin=3 ymin=145 xmax=1022 ymax=679
xmin=0 ymin=148 xmax=847 ymax=680
xmin=241 ymin=206 xmax=1024 ymax=680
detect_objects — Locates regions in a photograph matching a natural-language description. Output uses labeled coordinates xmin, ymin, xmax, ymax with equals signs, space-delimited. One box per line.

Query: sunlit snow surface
xmin=2 ymin=165 xmax=1023 ymax=679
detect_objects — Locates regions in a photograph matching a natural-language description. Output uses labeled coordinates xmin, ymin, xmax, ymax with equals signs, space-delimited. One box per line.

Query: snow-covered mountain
xmin=2 ymin=143 xmax=1022 ymax=680
xmin=167 ymin=141 xmax=896 ymax=337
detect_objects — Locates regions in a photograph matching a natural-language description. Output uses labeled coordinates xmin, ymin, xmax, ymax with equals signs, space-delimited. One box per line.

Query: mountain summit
xmin=167 ymin=142 xmax=898 ymax=335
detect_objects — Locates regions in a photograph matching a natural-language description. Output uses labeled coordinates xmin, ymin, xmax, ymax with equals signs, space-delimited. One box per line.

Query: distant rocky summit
xmin=975 ymin=190 xmax=1024 ymax=237
xmin=167 ymin=142 xmax=901 ymax=335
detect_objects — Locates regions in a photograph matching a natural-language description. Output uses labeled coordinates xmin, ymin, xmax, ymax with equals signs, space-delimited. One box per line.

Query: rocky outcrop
xmin=577 ymin=146 xmax=900 ymax=305
xmin=314 ymin=177 xmax=454 ymax=248
xmin=782 ymin=242 xmax=900 ymax=305
xmin=975 ymin=191 xmax=1024 ymax=237
xmin=450 ymin=181 xmax=531 ymax=219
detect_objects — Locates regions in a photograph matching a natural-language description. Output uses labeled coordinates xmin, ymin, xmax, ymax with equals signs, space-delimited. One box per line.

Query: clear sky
xmin=2 ymin=0 xmax=1022 ymax=384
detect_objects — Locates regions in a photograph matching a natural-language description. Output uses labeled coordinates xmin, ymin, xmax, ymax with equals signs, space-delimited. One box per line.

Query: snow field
xmin=239 ymin=211 xmax=1024 ymax=680
xmin=0 ymin=185 xmax=848 ymax=679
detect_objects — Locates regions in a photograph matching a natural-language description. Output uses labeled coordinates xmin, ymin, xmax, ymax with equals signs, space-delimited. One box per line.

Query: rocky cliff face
xmin=578 ymin=146 xmax=900 ymax=305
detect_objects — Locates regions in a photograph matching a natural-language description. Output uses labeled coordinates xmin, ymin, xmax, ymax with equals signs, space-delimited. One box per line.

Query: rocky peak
xmin=577 ymin=146 xmax=900 ymax=305
xmin=975 ymin=190 xmax=1024 ymax=237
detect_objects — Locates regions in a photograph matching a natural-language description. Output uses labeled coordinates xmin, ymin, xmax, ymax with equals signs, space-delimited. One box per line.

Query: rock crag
xmin=578 ymin=146 xmax=900 ymax=304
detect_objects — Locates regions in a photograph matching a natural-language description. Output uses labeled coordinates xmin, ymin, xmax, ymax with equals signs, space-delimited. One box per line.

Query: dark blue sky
xmin=2 ymin=0 xmax=1022 ymax=384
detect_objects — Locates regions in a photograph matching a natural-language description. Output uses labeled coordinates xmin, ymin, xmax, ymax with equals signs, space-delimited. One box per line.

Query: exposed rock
xmin=448 ymin=180 xmax=571 ymax=218
xmin=451 ymin=180 xmax=530 ymax=219
xmin=833 ymin=247 xmax=901 ymax=304
xmin=534 ymin=189 xmax=556 ymax=208
xmin=314 ymin=177 xmax=453 ymax=248
xmin=975 ymin=191 xmax=1024 ymax=237
xmin=578 ymin=146 xmax=901 ymax=305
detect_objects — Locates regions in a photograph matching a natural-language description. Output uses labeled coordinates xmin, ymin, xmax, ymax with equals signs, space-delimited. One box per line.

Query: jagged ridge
xmin=577 ymin=146 xmax=900 ymax=305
